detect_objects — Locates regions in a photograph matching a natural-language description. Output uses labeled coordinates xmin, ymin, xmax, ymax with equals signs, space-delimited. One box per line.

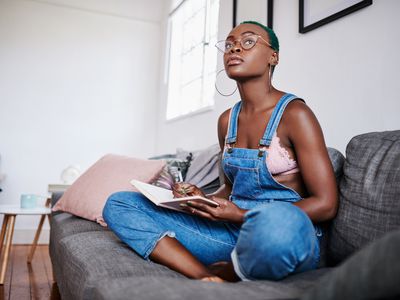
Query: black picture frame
xmin=233 ymin=0 xmax=273 ymax=29
xmin=299 ymin=0 xmax=372 ymax=33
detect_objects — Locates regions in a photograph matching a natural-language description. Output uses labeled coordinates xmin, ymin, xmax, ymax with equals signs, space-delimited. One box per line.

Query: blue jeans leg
xmin=231 ymin=202 xmax=320 ymax=281
xmin=102 ymin=191 xmax=238 ymax=265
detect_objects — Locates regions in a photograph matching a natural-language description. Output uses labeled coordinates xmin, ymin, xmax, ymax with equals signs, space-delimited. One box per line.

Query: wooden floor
xmin=0 ymin=245 xmax=60 ymax=300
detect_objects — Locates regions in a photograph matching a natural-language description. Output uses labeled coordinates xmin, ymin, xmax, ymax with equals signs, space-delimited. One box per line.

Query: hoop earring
xmin=215 ymin=69 xmax=237 ymax=97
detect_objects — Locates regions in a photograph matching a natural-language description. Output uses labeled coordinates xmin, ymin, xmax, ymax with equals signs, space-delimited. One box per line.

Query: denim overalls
xmin=103 ymin=93 xmax=320 ymax=281
xmin=224 ymin=93 xmax=304 ymax=207
xmin=222 ymin=93 xmax=320 ymax=279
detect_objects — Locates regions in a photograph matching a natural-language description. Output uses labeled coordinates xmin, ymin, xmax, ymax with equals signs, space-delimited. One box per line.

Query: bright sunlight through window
xmin=166 ymin=0 xmax=220 ymax=120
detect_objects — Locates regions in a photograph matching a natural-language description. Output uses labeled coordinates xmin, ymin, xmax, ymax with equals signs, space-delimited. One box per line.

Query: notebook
xmin=130 ymin=179 xmax=219 ymax=213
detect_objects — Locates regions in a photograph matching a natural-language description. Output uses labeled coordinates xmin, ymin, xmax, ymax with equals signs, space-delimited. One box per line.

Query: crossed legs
xmin=103 ymin=192 xmax=319 ymax=281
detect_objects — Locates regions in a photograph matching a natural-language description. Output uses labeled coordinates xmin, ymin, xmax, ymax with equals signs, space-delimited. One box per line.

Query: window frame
xmin=164 ymin=0 xmax=219 ymax=122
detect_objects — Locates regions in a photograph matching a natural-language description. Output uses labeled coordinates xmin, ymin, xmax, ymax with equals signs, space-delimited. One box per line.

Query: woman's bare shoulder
xmin=283 ymin=99 xmax=318 ymax=126
xmin=282 ymin=99 xmax=324 ymax=146
xmin=218 ymin=108 xmax=231 ymax=127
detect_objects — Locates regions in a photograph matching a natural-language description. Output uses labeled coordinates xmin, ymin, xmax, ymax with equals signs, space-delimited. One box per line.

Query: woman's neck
xmin=237 ymin=77 xmax=278 ymax=114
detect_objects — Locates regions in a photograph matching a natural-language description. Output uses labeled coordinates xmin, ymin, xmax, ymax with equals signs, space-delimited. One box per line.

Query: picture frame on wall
xmin=233 ymin=0 xmax=273 ymax=29
xmin=299 ymin=0 xmax=372 ymax=33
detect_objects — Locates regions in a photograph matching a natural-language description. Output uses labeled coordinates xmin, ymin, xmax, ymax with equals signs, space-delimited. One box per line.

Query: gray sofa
xmin=50 ymin=131 xmax=400 ymax=300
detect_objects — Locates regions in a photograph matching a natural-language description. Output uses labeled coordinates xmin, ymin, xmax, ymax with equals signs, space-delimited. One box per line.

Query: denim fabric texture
xmin=103 ymin=93 xmax=320 ymax=280
xmin=103 ymin=191 xmax=237 ymax=265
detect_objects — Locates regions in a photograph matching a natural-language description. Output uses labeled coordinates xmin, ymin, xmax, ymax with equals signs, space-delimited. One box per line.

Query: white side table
xmin=0 ymin=203 xmax=51 ymax=285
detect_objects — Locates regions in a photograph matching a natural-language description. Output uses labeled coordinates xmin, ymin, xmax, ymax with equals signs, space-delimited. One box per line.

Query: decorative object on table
xmin=233 ymin=0 xmax=273 ymax=28
xmin=60 ymin=164 xmax=81 ymax=184
xmin=20 ymin=194 xmax=38 ymax=209
xmin=52 ymin=154 xmax=165 ymax=226
xmin=299 ymin=0 xmax=372 ymax=33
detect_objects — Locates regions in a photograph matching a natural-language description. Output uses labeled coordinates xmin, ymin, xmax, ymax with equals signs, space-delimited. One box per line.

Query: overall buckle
xmin=258 ymin=143 xmax=267 ymax=157
xmin=227 ymin=142 xmax=235 ymax=153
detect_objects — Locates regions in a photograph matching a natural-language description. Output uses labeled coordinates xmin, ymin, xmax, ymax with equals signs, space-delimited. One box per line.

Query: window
xmin=166 ymin=0 xmax=220 ymax=120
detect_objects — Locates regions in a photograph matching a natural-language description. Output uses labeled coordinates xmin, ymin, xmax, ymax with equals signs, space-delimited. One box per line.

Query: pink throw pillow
xmin=52 ymin=154 xmax=165 ymax=226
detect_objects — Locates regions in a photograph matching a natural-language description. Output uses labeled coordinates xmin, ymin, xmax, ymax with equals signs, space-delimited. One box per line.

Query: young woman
xmin=103 ymin=21 xmax=338 ymax=282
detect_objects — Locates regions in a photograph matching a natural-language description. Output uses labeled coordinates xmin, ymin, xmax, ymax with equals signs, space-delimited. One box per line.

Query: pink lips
xmin=226 ymin=55 xmax=244 ymax=66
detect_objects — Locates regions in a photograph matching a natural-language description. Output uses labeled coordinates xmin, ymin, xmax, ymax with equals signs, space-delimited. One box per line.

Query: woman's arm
xmin=206 ymin=109 xmax=233 ymax=199
xmin=283 ymin=101 xmax=338 ymax=222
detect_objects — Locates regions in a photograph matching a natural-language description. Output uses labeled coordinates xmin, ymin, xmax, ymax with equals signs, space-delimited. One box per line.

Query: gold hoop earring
xmin=215 ymin=69 xmax=237 ymax=97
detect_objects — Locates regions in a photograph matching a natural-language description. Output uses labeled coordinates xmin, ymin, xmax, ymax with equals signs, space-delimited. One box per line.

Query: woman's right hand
xmin=172 ymin=182 xmax=206 ymax=198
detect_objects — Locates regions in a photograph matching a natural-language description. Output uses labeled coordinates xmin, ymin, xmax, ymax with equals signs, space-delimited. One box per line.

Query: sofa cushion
xmin=302 ymin=229 xmax=400 ymax=300
xmin=52 ymin=231 xmax=184 ymax=300
xmin=91 ymin=269 xmax=332 ymax=300
xmin=329 ymin=131 xmax=400 ymax=264
xmin=50 ymin=212 xmax=108 ymax=241
xmin=49 ymin=214 xmax=111 ymax=288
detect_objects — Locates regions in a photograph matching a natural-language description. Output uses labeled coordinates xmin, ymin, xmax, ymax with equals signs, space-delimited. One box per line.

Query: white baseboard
xmin=11 ymin=229 xmax=50 ymax=245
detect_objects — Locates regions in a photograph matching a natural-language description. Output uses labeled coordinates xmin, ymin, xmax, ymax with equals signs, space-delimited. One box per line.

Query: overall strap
xmin=225 ymin=101 xmax=242 ymax=145
xmin=259 ymin=93 xmax=303 ymax=147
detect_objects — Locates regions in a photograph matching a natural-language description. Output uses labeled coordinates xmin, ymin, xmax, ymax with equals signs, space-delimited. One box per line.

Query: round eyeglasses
xmin=215 ymin=34 xmax=272 ymax=54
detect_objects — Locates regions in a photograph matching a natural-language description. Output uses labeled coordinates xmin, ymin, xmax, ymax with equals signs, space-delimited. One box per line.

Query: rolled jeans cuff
xmin=144 ymin=230 xmax=176 ymax=260
xmin=231 ymin=247 xmax=251 ymax=281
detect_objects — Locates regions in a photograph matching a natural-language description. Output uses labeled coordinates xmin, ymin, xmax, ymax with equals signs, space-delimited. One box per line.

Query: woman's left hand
xmin=183 ymin=196 xmax=247 ymax=223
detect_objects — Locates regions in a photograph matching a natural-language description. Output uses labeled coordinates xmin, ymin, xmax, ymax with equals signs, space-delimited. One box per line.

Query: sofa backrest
xmin=328 ymin=130 xmax=400 ymax=265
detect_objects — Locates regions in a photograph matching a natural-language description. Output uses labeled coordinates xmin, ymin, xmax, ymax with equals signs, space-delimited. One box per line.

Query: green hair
xmin=240 ymin=21 xmax=279 ymax=52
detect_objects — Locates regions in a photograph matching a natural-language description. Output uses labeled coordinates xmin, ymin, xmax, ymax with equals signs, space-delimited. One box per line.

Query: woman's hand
xmin=183 ymin=196 xmax=247 ymax=224
xmin=172 ymin=182 xmax=206 ymax=198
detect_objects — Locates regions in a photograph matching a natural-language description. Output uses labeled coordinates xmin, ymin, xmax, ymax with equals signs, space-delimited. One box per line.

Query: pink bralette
xmin=266 ymin=133 xmax=299 ymax=175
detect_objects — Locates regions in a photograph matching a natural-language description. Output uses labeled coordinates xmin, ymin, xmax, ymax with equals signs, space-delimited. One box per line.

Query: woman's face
xmin=223 ymin=24 xmax=277 ymax=80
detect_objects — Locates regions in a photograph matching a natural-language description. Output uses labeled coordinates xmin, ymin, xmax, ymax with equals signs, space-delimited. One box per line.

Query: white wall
xmin=273 ymin=0 xmax=400 ymax=155
xmin=0 ymin=0 xmax=163 ymax=243
xmin=156 ymin=0 xmax=400 ymax=155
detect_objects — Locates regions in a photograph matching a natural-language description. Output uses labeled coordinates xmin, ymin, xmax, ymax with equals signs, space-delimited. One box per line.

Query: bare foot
xmin=207 ymin=261 xmax=240 ymax=282
xmin=201 ymin=276 xmax=225 ymax=283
